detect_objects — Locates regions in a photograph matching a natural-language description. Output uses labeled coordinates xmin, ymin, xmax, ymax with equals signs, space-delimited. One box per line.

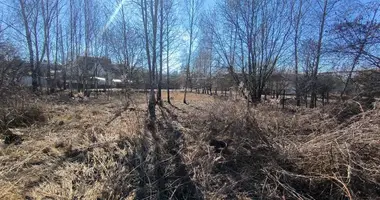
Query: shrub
xmin=330 ymin=101 xmax=363 ymax=123
xmin=0 ymin=105 xmax=46 ymax=132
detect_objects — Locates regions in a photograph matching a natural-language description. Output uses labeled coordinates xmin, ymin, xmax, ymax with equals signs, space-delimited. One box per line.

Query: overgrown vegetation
xmin=1 ymin=0 xmax=379 ymax=199
xmin=0 ymin=92 xmax=379 ymax=199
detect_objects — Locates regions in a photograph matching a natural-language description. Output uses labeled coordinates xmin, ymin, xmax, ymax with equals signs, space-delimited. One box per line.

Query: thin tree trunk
xmin=166 ymin=14 xmax=171 ymax=104
xmin=282 ymin=89 xmax=286 ymax=109
xmin=310 ymin=0 xmax=328 ymax=108
xmin=141 ymin=0 xmax=156 ymax=120
xmin=327 ymin=91 xmax=329 ymax=104
xmin=83 ymin=0 xmax=89 ymax=93
xmin=41 ymin=0 xmax=52 ymax=93
xmin=322 ymin=92 xmax=325 ymax=106
xmin=19 ymin=0 xmax=37 ymax=92
xmin=294 ymin=0 xmax=303 ymax=106
xmin=69 ymin=0 xmax=74 ymax=93
xmin=184 ymin=0 xmax=197 ymax=104
xmin=59 ymin=24 xmax=66 ymax=90
xmin=54 ymin=14 xmax=59 ymax=91
xmin=157 ymin=0 xmax=163 ymax=106
xmin=151 ymin=0 xmax=158 ymax=113
xmin=340 ymin=43 xmax=366 ymax=99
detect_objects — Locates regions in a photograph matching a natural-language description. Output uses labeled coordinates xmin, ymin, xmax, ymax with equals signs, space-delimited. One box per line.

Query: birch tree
xmin=140 ymin=0 xmax=159 ymax=120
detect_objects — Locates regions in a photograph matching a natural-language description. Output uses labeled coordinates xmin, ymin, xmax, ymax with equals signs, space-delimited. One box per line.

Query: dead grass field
xmin=0 ymin=91 xmax=379 ymax=199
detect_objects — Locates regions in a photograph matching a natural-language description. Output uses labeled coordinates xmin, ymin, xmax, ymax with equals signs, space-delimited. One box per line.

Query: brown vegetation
xmin=0 ymin=92 xmax=379 ymax=199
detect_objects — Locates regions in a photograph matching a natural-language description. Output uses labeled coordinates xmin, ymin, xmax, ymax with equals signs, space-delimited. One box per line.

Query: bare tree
xmin=166 ymin=5 xmax=171 ymax=104
xmin=69 ymin=0 xmax=75 ymax=93
xmin=118 ymin=2 xmax=143 ymax=96
xmin=83 ymin=0 xmax=90 ymax=93
xmin=162 ymin=0 xmax=178 ymax=104
xmin=140 ymin=0 xmax=159 ymax=120
xmin=183 ymin=0 xmax=202 ymax=104
xmin=330 ymin=2 xmax=380 ymax=98
xmin=41 ymin=0 xmax=57 ymax=93
xmin=156 ymin=0 xmax=164 ymax=105
xmin=210 ymin=0 xmax=292 ymax=104
xmin=309 ymin=0 xmax=328 ymax=108
xmin=292 ymin=0 xmax=308 ymax=106
xmin=18 ymin=0 xmax=37 ymax=92
xmin=17 ymin=0 xmax=55 ymax=92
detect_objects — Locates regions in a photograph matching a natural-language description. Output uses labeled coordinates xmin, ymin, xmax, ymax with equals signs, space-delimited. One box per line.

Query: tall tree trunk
xmin=184 ymin=0 xmax=197 ymax=104
xmin=69 ymin=0 xmax=74 ymax=93
xmin=54 ymin=0 xmax=59 ymax=91
xmin=59 ymin=24 xmax=66 ymax=90
xmin=294 ymin=0 xmax=303 ymax=107
xmin=310 ymin=0 xmax=328 ymax=108
xmin=34 ymin=12 xmax=43 ymax=91
xmin=121 ymin=5 xmax=129 ymax=98
xmin=157 ymin=0 xmax=163 ymax=106
xmin=141 ymin=0 xmax=156 ymax=120
xmin=41 ymin=0 xmax=52 ymax=93
xmin=151 ymin=0 xmax=158 ymax=112
xmin=83 ymin=0 xmax=89 ymax=93
xmin=166 ymin=13 xmax=171 ymax=104
xmin=19 ymin=0 xmax=37 ymax=92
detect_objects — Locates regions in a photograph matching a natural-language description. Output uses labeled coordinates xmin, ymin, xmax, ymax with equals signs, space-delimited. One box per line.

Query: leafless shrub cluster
xmin=164 ymin=99 xmax=380 ymax=199
xmin=160 ymin=100 xmax=275 ymax=199
xmin=0 ymin=88 xmax=46 ymax=145
xmin=254 ymin=102 xmax=380 ymax=199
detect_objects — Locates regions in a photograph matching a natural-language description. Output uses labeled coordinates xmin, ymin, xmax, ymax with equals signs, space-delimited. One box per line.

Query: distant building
xmin=19 ymin=61 xmax=63 ymax=87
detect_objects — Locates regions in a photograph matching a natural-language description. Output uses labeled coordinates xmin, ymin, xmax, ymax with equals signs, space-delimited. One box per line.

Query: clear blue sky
xmin=204 ymin=0 xmax=216 ymax=9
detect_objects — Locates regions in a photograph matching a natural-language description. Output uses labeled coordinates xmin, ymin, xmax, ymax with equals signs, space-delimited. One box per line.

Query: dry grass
xmin=161 ymin=90 xmax=217 ymax=103
xmin=0 ymin=91 xmax=379 ymax=199
xmin=0 ymin=93 xmax=146 ymax=199
xmin=253 ymin=101 xmax=380 ymax=199
xmin=159 ymin=94 xmax=380 ymax=199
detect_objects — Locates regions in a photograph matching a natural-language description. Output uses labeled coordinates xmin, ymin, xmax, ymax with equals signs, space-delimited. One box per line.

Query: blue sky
xmin=204 ymin=0 xmax=216 ymax=8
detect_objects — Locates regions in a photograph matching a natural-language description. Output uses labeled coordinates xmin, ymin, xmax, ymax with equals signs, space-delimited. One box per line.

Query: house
xmin=74 ymin=56 xmax=124 ymax=88
xmin=19 ymin=61 xmax=63 ymax=87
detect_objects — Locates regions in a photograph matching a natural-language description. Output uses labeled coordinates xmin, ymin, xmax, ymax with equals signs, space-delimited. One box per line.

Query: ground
xmin=0 ymin=91 xmax=379 ymax=199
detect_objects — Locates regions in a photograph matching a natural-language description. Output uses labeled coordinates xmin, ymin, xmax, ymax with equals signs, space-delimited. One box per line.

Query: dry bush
xmin=172 ymin=98 xmax=380 ymax=199
xmin=327 ymin=97 xmax=376 ymax=125
xmin=277 ymin=107 xmax=380 ymax=199
xmin=0 ymin=105 xmax=46 ymax=130
xmin=253 ymin=103 xmax=380 ymax=199
xmin=168 ymin=100 xmax=280 ymax=199
xmin=330 ymin=101 xmax=363 ymax=123
xmin=0 ymin=88 xmax=46 ymax=145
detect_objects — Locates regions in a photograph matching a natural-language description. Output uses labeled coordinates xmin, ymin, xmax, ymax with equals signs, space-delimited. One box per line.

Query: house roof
xmin=112 ymin=79 xmax=122 ymax=83
xmin=91 ymin=77 xmax=106 ymax=82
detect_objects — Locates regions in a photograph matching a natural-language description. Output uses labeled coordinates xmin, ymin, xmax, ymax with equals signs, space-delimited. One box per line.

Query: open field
xmin=0 ymin=91 xmax=379 ymax=199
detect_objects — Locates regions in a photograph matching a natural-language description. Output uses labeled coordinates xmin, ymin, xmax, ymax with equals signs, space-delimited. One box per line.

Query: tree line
xmin=0 ymin=0 xmax=379 ymax=119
